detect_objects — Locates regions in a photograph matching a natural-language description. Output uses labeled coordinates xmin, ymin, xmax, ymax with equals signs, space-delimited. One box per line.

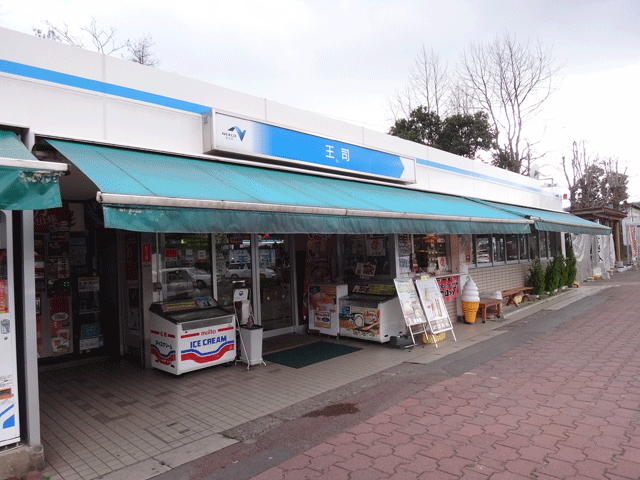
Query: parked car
xmin=224 ymin=263 xmax=276 ymax=279
xmin=186 ymin=267 xmax=212 ymax=289
xmin=160 ymin=268 xmax=197 ymax=300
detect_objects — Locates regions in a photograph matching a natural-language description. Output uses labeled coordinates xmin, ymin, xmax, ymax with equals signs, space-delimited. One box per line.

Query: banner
xmin=629 ymin=225 xmax=638 ymax=260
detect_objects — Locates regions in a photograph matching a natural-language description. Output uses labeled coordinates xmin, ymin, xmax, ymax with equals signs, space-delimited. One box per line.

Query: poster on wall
xmin=415 ymin=278 xmax=454 ymax=334
xmin=393 ymin=278 xmax=427 ymax=327
xmin=366 ymin=236 xmax=386 ymax=256
xmin=50 ymin=297 xmax=71 ymax=355
xmin=436 ymin=276 xmax=459 ymax=303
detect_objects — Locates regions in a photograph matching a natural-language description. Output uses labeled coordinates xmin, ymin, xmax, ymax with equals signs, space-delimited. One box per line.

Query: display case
xmin=338 ymin=284 xmax=404 ymax=343
xmin=149 ymin=296 xmax=236 ymax=375
xmin=308 ymin=284 xmax=348 ymax=337
xmin=414 ymin=234 xmax=448 ymax=273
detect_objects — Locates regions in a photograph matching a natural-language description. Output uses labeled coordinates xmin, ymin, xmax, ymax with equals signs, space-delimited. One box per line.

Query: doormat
xmin=263 ymin=341 xmax=361 ymax=369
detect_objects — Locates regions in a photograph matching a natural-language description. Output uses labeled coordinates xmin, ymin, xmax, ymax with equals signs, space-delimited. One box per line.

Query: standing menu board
xmin=415 ymin=278 xmax=454 ymax=335
xmin=393 ymin=278 xmax=427 ymax=326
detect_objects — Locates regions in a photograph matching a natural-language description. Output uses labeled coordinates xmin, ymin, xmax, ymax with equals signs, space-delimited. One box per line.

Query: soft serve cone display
xmin=461 ymin=277 xmax=480 ymax=323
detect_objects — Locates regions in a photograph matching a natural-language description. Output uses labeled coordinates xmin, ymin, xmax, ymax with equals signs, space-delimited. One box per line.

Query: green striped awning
xmin=476 ymin=200 xmax=611 ymax=236
xmin=0 ymin=130 xmax=66 ymax=210
xmin=47 ymin=139 xmax=533 ymax=235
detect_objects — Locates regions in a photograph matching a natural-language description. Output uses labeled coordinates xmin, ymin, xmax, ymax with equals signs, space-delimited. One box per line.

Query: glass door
xmin=258 ymin=234 xmax=294 ymax=336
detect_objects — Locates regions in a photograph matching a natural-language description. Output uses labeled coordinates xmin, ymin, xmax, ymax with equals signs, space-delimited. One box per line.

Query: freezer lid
xmin=149 ymin=297 xmax=234 ymax=324
xmin=342 ymin=293 xmax=396 ymax=304
xmin=180 ymin=314 xmax=236 ymax=331
xmin=170 ymin=308 xmax=234 ymax=324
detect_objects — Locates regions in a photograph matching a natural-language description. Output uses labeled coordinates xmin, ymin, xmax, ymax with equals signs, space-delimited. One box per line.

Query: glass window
xmin=215 ymin=234 xmax=251 ymax=308
xmin=259 ymin=234 xmax=293 ymax=331
xmin=549 ymin=232 xmax=559 ymax=257
xmin=492 ymin=235 xmax=505 ymax=263
xmin=529 ymin=232 xmax=539 ymax=259
xmin=156 ymin=233 xmax=212 ymax=303
xmin=539 ymin=231 xmax=549 ymax=258
xmin=475 ymin=235 xmax=491 ymax=265
xmin=341 ymin=234 xmax=392 ymax=281
xmin=505 ymin=234 xmax=518 ymax=261
xmin=519 ymin=234 xmax=529 ymax=261
xmin=413 ymin=234 xmax=449 ymax=274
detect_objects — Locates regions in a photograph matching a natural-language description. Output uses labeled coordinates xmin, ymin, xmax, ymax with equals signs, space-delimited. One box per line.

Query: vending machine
xmin=0 ymin=211 xmax=20 ymax=447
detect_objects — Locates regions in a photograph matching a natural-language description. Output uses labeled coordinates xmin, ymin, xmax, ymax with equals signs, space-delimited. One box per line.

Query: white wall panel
xmin=0 ymin=26 xmax=565 ymax=213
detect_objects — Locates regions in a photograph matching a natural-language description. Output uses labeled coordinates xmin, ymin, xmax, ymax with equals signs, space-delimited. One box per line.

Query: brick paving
xmin=252 ymin=278 xmax=640 ymax=479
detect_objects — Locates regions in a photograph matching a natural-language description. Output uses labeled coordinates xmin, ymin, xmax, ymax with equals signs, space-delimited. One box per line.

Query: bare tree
xmin=388 ymin=33 xmax=562 ymax=174
xmin=34 ymin=17 xmax=124 ymax=55
xmin=34 ymin=18 xmax=159 ymax=67
xmin=408 ymin=46 xmax=450 ymax=117
xmin=601 ymin=156 xmax=628 ymax=209
xmin=562 ymin=140 xmax=628 ymax=210
xmin=125 ymin=33 xmax=159 ymax=67
xmin=458 ymin=32 xmax=562 ymax=174
xmin=386 ymin=46 xmax=451 ymax=122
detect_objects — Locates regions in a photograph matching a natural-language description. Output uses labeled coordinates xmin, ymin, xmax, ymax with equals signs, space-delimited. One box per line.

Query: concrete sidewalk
xmin=240 ymin=271 xmax=640 ymax=479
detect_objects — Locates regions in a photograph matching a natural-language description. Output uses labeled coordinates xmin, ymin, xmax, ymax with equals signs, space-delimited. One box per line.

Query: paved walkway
xmin=249 ymin=273 xmax=640 ymax=479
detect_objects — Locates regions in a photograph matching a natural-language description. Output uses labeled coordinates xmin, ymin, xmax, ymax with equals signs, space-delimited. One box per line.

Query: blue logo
xmin=229 ymin=126 xmax=247 ymax=141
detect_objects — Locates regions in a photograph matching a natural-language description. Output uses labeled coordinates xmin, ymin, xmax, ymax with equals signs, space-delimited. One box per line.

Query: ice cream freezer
xmin=338 ymin=284 xmax=405 ymax=343
xmin=308 ymin=284 xmax=348 ymax=337
xmin=149 ymin=296 xmax=236 ymax=375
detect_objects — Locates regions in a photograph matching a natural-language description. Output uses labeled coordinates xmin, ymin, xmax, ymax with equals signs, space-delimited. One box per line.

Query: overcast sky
xmin=1 ymin=0 xmax=639 ymax=200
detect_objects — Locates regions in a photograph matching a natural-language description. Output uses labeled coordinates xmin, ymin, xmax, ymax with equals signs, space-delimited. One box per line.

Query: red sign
xmin=436 ymin=276 xmax=459 ymax=302
xmin=142 ymin=244 xmax=151 ymax=263
xmin=165 ymin=248 xmax=178 ymax=259
xmin=0 ymin=280 xmax=6 ymax=313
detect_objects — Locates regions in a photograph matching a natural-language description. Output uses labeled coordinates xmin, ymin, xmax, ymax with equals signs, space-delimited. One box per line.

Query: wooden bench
xmin=477 ymin=298 xmax=502 ymax=323
xmin=502 ymin=286 xmax=534 ymax=307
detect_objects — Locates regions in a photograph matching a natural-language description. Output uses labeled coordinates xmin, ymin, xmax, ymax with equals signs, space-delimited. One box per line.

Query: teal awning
xmin=476 ymin=200 xmax=611 ymax=236
xmin=47 ymin=139 xmax=532 ymax=235
xmin=0 ymin=130 xmax=67 ymax=210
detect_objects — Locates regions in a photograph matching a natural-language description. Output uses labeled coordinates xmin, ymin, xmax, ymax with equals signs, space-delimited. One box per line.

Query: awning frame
xmin=97 ymin=192 xmax=532 ymax=225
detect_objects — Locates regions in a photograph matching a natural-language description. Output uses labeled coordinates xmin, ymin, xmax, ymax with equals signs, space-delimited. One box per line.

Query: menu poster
xmin=393 ymin=278 xmax=427 ymax=327
xmin=415 ymin=278 xmax=453 ymax=334
xmin=50 ymin=297 xmax=71 ymax=355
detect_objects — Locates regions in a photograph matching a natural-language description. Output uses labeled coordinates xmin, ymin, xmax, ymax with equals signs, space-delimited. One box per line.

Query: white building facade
xmin=0 ymin=27 xmax=609 ymax=476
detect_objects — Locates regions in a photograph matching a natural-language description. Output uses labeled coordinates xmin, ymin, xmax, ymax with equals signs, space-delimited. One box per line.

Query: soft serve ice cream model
xmin=460 ymin=277 xmax=480 ymax=323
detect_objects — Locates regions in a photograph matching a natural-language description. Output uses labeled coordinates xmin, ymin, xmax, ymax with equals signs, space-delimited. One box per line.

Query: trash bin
xmin=239 ymin=324 xmax=264 ymax=366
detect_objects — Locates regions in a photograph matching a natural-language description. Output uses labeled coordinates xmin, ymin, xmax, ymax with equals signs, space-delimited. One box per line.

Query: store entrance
xmin=259 ymin=234 xmax=294 ymax=335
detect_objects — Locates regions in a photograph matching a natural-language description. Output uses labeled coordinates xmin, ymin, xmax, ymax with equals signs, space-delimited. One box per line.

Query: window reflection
xmin=155 ymin=233 xmax=212 ymax=303
xmin=505 ymin=234 xmax=518 ymax=261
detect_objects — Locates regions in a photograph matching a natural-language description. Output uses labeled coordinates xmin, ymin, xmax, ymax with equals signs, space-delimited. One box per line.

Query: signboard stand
xmin=394 ymin=277 xmax=457 ymax=347
xmin=393 ymin=278 xmax=430 ymax=346
xmin=415 ymin=277 xmax=456 ymax=344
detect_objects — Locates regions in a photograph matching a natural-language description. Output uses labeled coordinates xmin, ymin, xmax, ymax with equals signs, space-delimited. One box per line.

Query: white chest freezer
xmin=338 ymin=284 xmax=404 ymax=343
xmin=149 ymin=297 xmax=236 ymax=375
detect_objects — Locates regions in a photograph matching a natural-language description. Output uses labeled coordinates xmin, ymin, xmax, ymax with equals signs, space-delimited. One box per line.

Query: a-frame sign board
xmin=393 ymin=278 xmax=430 ymax=346
xmin=415 ymin=277 xmax=456 ymax=345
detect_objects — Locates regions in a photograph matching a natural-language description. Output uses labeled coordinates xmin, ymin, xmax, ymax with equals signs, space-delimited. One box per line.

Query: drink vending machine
xmin=0 ymin=211 xmax=20 ymax=447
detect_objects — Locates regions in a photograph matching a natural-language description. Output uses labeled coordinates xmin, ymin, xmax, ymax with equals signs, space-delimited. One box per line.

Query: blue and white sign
xmin=214 ymin=113 xmax=416 ymax=182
